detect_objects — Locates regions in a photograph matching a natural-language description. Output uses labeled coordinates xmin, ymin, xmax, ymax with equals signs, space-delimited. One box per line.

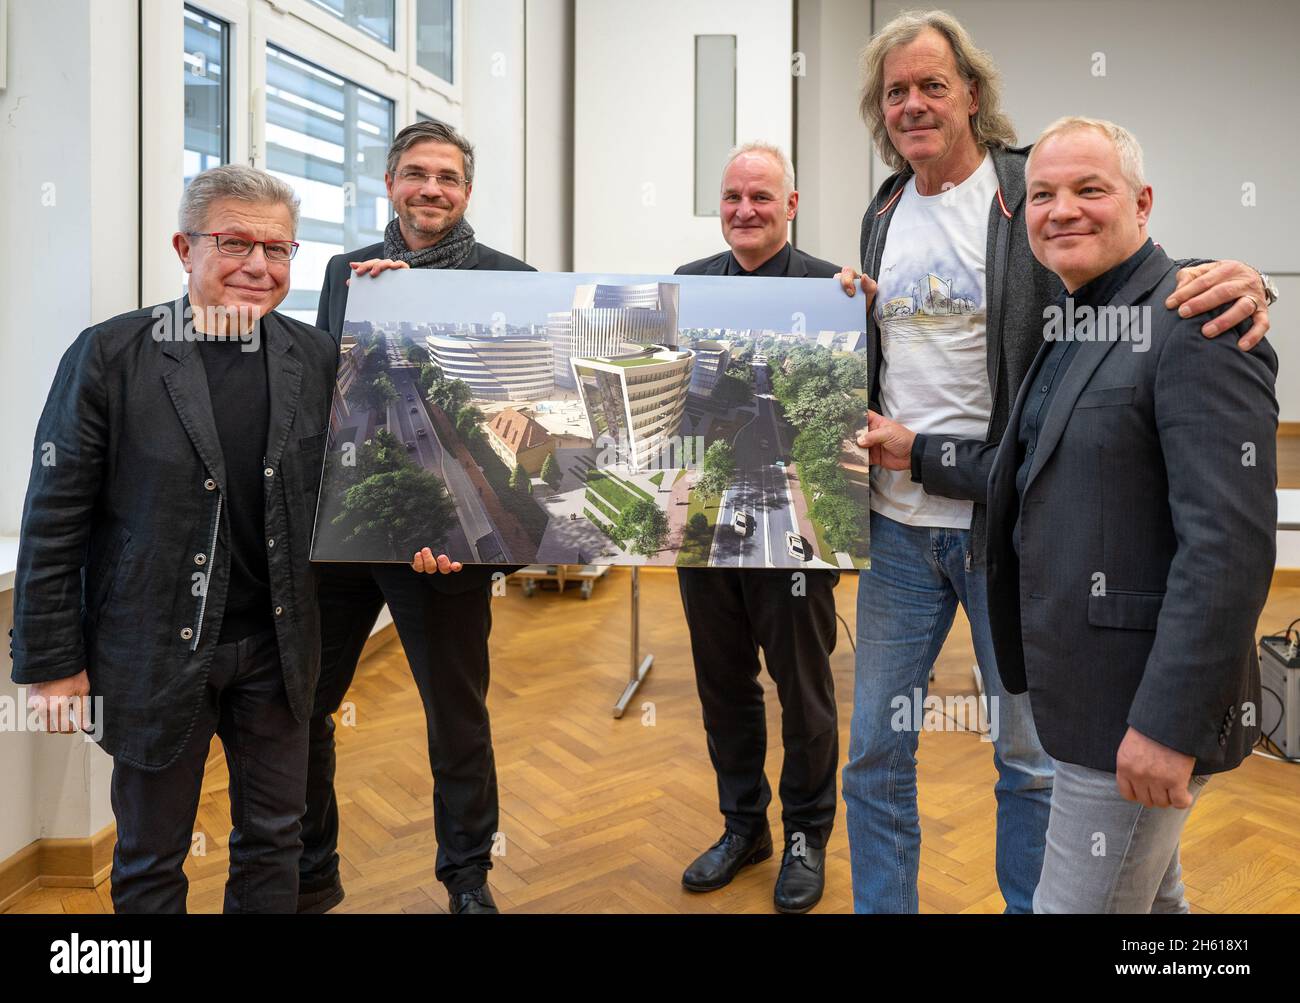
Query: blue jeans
xmin=842 ymin=511 xmax=1054 ymax=913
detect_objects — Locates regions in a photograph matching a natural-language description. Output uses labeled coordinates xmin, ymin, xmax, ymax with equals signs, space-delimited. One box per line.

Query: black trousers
xmin=109 ymin=629 xmax=307 ymax=913
xmin=301 ymin=563 xmax=498 ymax=895
xmin=677 ymin=568 xmax=839 ymax=848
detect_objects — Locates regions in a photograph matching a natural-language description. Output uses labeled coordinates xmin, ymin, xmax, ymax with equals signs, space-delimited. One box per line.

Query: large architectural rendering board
xmin=309 ymin=269 xmax=871 ymax=569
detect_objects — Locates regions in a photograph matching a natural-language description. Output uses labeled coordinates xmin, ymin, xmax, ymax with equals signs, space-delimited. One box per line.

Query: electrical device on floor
xmin=1259 ymin=634 xmax=1300 ymax=758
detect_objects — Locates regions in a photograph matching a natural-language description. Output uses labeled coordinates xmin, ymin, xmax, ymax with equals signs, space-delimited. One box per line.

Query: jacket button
xmin=1218 ymin=735 xmax=1227 ymax=747
xmin=267 ymin=538 xmax=276 ymax=549
xmin=264 ymin=467 xmax=275 ymax=478
xmin=1228 ymin=706 xmax=1237 ymax=719
xmin=194 ymin=553 xmax=206 ymax=566
xmin=204 ymin=478 xmax=216 ymax=491
xmin=274 ymin=606 xmax=284 ymax=617
xmin=180 ymin=627 xmax=194 ymax=641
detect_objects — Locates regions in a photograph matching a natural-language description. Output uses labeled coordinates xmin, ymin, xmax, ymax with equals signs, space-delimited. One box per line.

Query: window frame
xmin=139 ymin=0 xmax=464 ymax=307
xmin=407 ymin=0 xmax=461 ymax=103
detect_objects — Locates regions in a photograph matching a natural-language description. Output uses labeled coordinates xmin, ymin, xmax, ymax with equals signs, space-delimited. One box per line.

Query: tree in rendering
xmin=811 ymin=491 xmax=862 ymax=555
xmin=615 ymin=498 xmax=669 ymax=557
xmin=695 ymin=439 xmax=736 ymax=498
xmin=455 ymin=404 xmax=487 ymax=449
xmin=540 ymin=453 xmax=562 ymax=490
xmin=332 ymin=466 xmax=456 ymax=561
xmin=509 ymin=462 xmax=532 ymax=495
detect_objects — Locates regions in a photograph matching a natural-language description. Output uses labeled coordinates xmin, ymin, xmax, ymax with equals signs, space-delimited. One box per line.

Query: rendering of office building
xmin=427 ymin=332 xmax=556 ymax=402
xmin=572 ymin=348 xmax=694 ymax=473
xmin=687 ymin=340 xmax=731 ymax=398
xmin=571 ymin=282 xmax=681 ymax=359
xmin=815 ymin=330 xmax=865 ymax=353
xmin=547 ymin=311 xmax=576 ymax=390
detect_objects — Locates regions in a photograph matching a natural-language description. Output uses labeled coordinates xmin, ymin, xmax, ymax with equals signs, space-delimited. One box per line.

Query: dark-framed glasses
xmin=395 ymin=169 xmax=468 ymax=190
xmin=187 ymin=232 xmax=300 ymax=261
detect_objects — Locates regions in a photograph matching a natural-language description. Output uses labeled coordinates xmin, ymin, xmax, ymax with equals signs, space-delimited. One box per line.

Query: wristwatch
xmin=1251 ymin=268 xmax=1281 ymax=306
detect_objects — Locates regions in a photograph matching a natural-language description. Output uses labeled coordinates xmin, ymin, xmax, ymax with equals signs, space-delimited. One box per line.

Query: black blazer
xmin=11 ymin=300 xmax=338 ymax=769
xmin=315 ymin=238 xmax=534 ymax=593
xmin=674 ymin=243 xmax=842 ymax=279
xmin=985 ymin=247 xmax=1278 ymax=774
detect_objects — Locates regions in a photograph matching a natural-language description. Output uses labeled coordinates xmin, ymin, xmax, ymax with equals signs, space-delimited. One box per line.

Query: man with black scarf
xmin=302 ymin=121 xmax=532 ymax=915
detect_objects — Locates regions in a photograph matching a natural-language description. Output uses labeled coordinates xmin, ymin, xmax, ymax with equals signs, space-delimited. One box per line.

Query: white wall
xmin=524 ymin=0 xmax=574 ymax=271
xmin=463 ymin=0 xmax=527 ymax=258
xmin=0 ymin=0 xmax=130 ymax=859
xmin=0 ymin=0 xmax=140 ymax=539
xmin=573 ymin=0 xmax=794 ymax=274
xmin=869 ymin=0 xmax=1300 ymax=418
xmin=793 ymin=0 xmax=874 ymax=269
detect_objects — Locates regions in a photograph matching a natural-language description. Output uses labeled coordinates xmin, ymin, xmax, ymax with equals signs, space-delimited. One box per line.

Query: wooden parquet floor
xmin=9 ymin=570 xmax=1300 ymax=914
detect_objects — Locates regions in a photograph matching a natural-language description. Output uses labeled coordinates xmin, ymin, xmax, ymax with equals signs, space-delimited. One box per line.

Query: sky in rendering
xmin=343 ymin=269 xmax=866 ymax=335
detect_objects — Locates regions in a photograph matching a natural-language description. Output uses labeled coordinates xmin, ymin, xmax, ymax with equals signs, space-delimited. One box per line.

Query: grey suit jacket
xmin=985 ymin=247 xmax=1278 ymax=774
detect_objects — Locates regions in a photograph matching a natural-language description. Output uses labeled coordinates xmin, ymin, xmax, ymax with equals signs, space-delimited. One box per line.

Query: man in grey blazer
xmin=983 ymin=117 xmax=1277 ymax=912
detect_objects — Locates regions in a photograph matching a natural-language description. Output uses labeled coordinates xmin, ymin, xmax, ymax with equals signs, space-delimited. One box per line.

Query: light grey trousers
xmin=1033 ymin=760 xmax=1209 ymax=914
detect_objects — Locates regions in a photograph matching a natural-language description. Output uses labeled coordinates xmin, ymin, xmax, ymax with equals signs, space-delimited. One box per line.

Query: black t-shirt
xmin=196 ymin=335 xmax=273 ymax=643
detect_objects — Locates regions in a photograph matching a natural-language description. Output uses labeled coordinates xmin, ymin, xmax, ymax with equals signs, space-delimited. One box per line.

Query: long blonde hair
xmin=859 ymin=9 xmax=1017 ymax=172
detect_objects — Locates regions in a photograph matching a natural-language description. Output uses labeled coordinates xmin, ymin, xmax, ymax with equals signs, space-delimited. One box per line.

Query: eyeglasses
xmin=394 ymin=169 xmax=468 ymax=191
xmin=187 ymin=232 xmax=300 ymax=261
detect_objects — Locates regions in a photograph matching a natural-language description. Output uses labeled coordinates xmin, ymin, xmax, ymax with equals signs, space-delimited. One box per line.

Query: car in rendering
xmin=732 ymin=511 xmax=753 ymax=537
xmin=410 ymin=406 xmax=419 ymax=414
xmin=785 ymin=531 xmax=810 ymax=562
xmin=405 ymin=441 xmax=416 ymax=451
xmin=417 ymin=428 xmax=427 ymax=438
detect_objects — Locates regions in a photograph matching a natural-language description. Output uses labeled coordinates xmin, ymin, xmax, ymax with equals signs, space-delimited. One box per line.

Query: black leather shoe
xmin=773 ymin=842 xmax=825 ymax=914
xmin=297 ymin=874 xmax=345 ymax=915
xmin=681 ymin=829 xmax=774 ymax=892
xmin=449 ymin=884 xmax=499 ymax=914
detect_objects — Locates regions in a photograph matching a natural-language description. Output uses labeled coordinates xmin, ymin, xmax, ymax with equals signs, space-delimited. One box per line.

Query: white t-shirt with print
xmin=871 ymin=151 xmax=998 ymax=530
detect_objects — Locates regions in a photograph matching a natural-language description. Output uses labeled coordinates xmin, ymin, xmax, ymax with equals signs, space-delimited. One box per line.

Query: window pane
xmin=416 ymin=0 xmax=454 ymax=83
xmin=265 ymin=44 xmax=395 ymax=322
xmin=694 ymin=35 xmax=736 ymax=218
xmin=306 ymin=0 xmax=395 ymax=49
xmin=183 ymin=6 xmax=229 ymax=186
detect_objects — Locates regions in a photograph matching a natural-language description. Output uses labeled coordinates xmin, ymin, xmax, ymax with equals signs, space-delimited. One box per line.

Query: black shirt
xmin=196 ymin=334 xmax=273 ymax=642
xmin=726 ymin=242 xmax=794 ymax=277
xmin=1012 ymin=238 xmax=1155 ymax=555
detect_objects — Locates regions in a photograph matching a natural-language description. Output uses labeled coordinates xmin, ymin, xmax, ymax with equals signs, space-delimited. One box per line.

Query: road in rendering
xmin=382 ymin=333 xmax=509 ymax=562
xmin=708 ymin=361 xmax=811 ymax=568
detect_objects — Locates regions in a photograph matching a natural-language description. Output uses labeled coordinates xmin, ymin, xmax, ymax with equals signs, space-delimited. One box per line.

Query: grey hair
xmin=722 ymin=141 xmax=796 ymax=196
xmin=179 ymin=164 xmax=301 ymax=236
xmin=1028 ymin=116 xmax=1147 ymax=195
xmin=858 ymin=9 xmax=1017 ymax=173
xmin=386 ymin=120 xmax=476 ymax=183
